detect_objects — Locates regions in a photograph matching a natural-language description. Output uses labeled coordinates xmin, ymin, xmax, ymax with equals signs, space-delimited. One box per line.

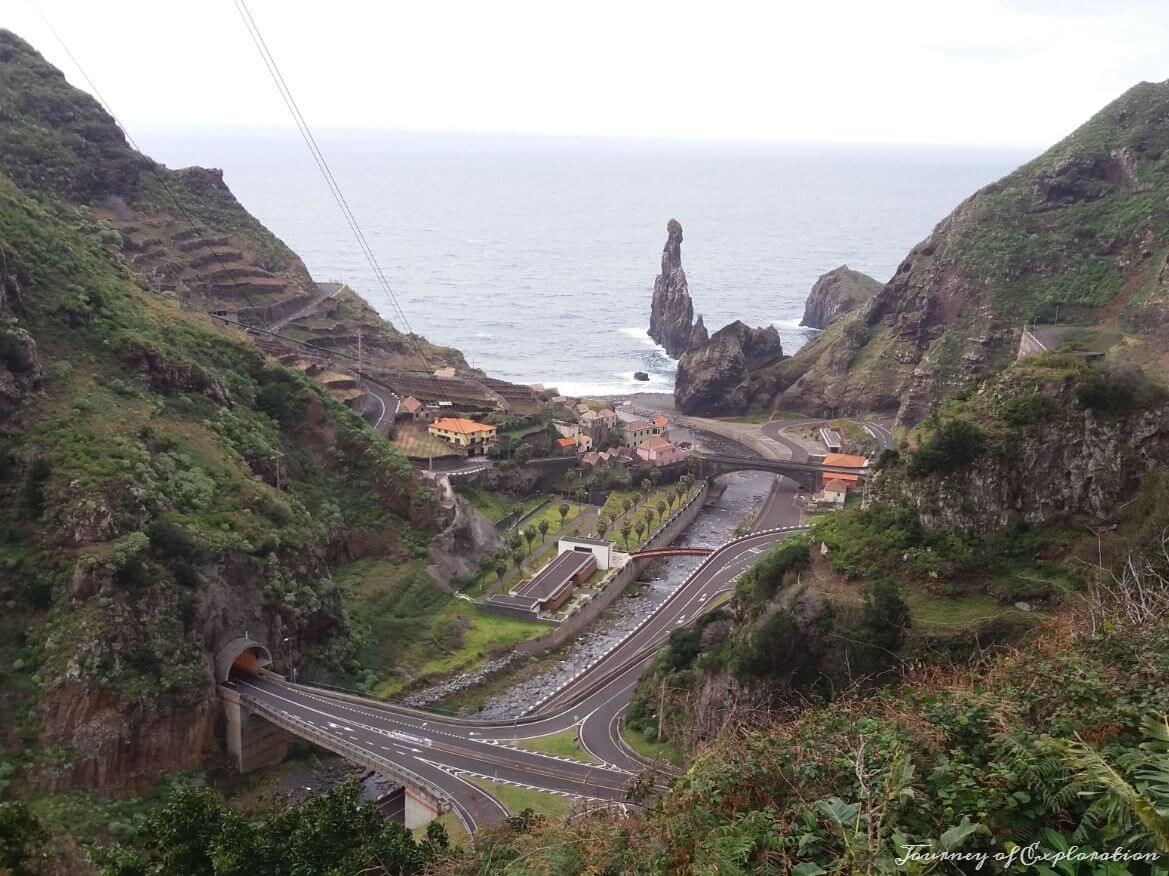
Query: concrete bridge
xmin=630 ymin=546 xmax=714 ymax=560
xmin=215 ymin=637 xmax=450 ymax=827
xmin=692 ymin=452 xmax=869 ymax=491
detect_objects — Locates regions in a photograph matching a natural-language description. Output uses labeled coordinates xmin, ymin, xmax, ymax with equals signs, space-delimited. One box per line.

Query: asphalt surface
xmin=223 ymin=415 xmax=894 ymax=832
xmin=223 ymin=527 xmax=806 ymax=831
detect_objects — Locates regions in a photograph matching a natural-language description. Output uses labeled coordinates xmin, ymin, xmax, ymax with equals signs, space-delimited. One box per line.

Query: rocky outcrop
xmin=800 ymin=265 xmax=882 ymax=329
xmin=427 ymin=492 xmax=502 ymax=586
xmin=674 ymin=320 xmax=783 ymax=415
xmin=648 ymin=219 xmax=708 ymax=358
xmin=714 ymin=78 xmax=1169 ymax=425
xmin=873 ymin=367 xmax=1169 ymax=532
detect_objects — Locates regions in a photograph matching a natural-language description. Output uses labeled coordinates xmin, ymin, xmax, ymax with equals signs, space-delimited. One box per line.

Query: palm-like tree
xmin=633 ymin=520 xmax=645 ymax=545
xmin=622 ymin=497 xmax=634 ymax=519
xmin=523 ymin=525 xmax=538 ymax=552
xmin=558 ymin=502 xmax=570 ymax=527
xmin=621 ymin=523 xmax=633 ymax=548
xmin=656 ymin=498 xmax=668 ymax=522
xmin=537 ymin=518 xmax=550 ymax=541
xmin=1059 ymin=713 xmax=1169 ymax=853
xmin=597 ymin=516 xmax=611 ymax=539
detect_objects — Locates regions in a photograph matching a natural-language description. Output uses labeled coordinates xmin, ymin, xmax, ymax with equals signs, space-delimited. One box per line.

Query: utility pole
xmin=356 ymin=325 xmax=363 ymax=376
xmin=271 ymin=451 xmax=285 ymax=491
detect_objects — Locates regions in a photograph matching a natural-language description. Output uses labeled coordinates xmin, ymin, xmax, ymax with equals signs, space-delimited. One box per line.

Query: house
xmin=554 ymin=421 xmax=583 ymax=439
xmin=812 ymin=478 xmax=849 ymax=509
xmin=575 ymin=433 xmax=593 ymax=452
xmin=636 ymin=436 xmax=690 ymax=467
xmin=625 ymin=419 xmax=665 ymax=446
xmin=821 ymin=452 xmax=867 ymax=488
xmin=577 ymin=410 xmax=607 ymax=443
xmin=573 ymin=403 xmax=592 ymax=419
xmin=556 ymin=436 xmax=579 ymax=456
xmin=427 ymin=417 xmax=498 ymax=454
xmin=819 ymin=427 xmax=843 ymax=453
xmin=580 ymin=451 xmax=602 ymax=468
xmin=509 ymin=548 xmax=596 ymax=613
xmin=397 ymin=395 xmax=425 ymax=422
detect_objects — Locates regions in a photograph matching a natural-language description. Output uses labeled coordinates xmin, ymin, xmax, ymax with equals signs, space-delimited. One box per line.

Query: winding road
xmin=223 ymin=415 xmax=893 ymax=832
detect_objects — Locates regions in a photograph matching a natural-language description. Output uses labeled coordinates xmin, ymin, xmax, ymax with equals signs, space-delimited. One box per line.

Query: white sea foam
xmin=618 ymin=326 xmax=668 ymax=353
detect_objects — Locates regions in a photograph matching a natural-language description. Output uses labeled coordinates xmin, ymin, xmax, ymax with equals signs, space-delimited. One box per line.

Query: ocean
xmin=139 ymin=129 xmax=1029 ymax=396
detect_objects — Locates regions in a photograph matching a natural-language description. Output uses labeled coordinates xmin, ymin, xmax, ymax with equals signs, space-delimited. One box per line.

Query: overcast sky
xmin=5 ymin=0 xmax=1168 ymax=147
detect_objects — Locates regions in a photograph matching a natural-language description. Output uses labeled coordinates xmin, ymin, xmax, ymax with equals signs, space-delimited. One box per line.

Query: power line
xmin=27 ymin=1 xmax=275 ymax=329
xmin=230 ymin=0 xmax=468 ymax=426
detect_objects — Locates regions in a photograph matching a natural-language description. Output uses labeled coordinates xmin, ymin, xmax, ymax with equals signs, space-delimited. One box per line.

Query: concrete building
xmin=510 ymin=549 xmax=597 ymax=612
xmin=819 ymin=427 xmax=843 ymax=453
xmin=427 ymin=417 xmax=498 ymax=454
xmin=636 ymin=435 xmax=689 ymax=467
xmin=821 ymin=452 xmax=867 ymax=488
xmin=559 ymin=535 xmax=613 ymax=570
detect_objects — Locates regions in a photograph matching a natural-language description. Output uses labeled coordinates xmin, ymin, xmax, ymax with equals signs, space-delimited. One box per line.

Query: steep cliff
xmin=799 ymin=265 xmax=882 ymax=329
xmin=873 ymin=353 xmax=1169 ymax=532
xmin=648 ymin=219 xmax=708 ymax=357
xmin=0 ymin=32 xmax=448 ymax=797
xmin=0 ymin=29 xmax=466 ymax=376
xmin=755 ymin=79 xmax=1169 ymax=424
xmin=674 ymin=320 xmax=783 ymax=415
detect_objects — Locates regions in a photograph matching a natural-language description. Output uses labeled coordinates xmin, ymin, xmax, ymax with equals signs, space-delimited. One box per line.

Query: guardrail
xmin=238 ymin=693 xmax=451 ymax=811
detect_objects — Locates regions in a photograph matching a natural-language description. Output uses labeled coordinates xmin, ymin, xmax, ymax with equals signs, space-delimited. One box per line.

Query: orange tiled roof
xmin=429 ymin=417 xmax=496 ymax=434
xmin=654 ymin=416 xmax=668 ymax=427
xmin=823 ymin=452 xmax=867 ymax=468
xmin=823 ymin=478 xmax=850 ymax=493
xmin=640 ymin=436 xmax=673 ymax=452
xmin=400 ymin=396 xmax=423 ymax=412
xmin=557 ymin=437 xmax=577 ymax=447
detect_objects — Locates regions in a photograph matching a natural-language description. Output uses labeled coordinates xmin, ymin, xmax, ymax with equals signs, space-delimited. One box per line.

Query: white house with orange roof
xmin=636 ymin=435 xmax=689 ymax=466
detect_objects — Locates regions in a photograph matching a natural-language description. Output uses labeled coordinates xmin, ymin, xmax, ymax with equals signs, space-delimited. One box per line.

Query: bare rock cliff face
xmin=648 ymin=219 xmax=709 ymax=358
xmin=800 ymin=265 xmax=882 ymax=329
xmin=874 ymin=404 xmax=1169 ymax=533
xmin=674 ymin=320 xmax=784 ymax=415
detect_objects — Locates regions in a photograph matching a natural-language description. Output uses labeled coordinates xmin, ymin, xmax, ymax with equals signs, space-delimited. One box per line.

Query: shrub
xmin=906 ymin=418 xmax=986 ymax=477
xmin=999 ymin=392 xmax=1064 ymax=428
xmin=1076 ymin=361 xmax=1166 ymax=417
xmin=20 ymin=458 xmax=50 ymax=515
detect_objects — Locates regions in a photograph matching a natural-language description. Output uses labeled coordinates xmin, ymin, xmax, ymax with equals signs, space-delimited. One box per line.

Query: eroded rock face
xmin=427 ymin=494 xmax=502 ymax=586
xmin=648 ymin=219 xmax=708 ymax=358
xmin=800 ymin=265 xmax=882 ymax=329
xmin=873 ymin=401 xmax=1169 ymax=533
xmin=675 ymin=320 xmax=783 ymax=415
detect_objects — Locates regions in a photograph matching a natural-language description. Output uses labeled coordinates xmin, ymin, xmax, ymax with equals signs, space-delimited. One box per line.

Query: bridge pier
xmin=222 ymin=685 xmax=294 ymax=773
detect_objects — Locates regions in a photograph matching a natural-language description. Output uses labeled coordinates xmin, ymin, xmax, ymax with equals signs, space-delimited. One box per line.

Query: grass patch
xmin=902 ymin=588 xmax=1037 ymax=630
xmin=516 ymin=727 xmax=595 ymax=763
xmin=463 ymin=775 xmax=574 ymax=820
xmin=334 ymin=558 xmax=546 ymax=697
xmin=412 ymin=809 xmax=468 ymax=847
xmin=621 ymin=722 xmax=685 ymax=767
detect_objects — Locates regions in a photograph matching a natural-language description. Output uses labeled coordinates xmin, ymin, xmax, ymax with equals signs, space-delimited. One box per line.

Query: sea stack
xmin=800 ymin=265 xmax=883 ymax=329
xmin=648 ymin=219 xmax=708 ymax=357
xmin=674 ymin=320 xmax=784 ymax=415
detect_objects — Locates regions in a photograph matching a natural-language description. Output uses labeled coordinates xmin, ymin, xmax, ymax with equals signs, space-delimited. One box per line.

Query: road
xmin=223 ymin=527 xmax=806 ymax=831
xmin=360 ymin=377 xmax=402 ymax=434
xmin=224 ymin=414 xmax=893 ymax=832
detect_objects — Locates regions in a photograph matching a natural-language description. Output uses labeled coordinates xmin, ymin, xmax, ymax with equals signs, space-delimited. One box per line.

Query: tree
xmin=91 ymin=780 xmax=443 ymax=875
xmin=506 ymin=532 xmax=522 ymax=554
xmin=558 ymin=502 xmax=570 ymax=527
xmin=493 ymin=558 xmax=508 ymax=583
xmin=634 ymin=520 xmax=646 ymax=545
xmin=644 ymin=508 xmax=656 ymax=531
xmin=656 ymin=499 xmax=668 ymax=522
xmin=622 ymin=496 xmax=634 ymax=519
xmin=621 ymin=523 xmax=633 ymax=548
xmin=537 ymin=518 xmax=550 ymax=541
xmin=523 ymin=526 xmax=538 ymax=552
xmin=597 ymin=516 xmax=611 ymax=539
xmin=0 ymin=802 xmax=45 ymax=875
xmin=512 ymin=547 xmax=526 ymax=572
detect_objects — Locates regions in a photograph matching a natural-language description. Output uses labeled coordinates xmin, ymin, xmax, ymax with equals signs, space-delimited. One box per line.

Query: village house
xmin=821 ymin=452 xmax=867 ymax=489
xmin=812 ymin=478 xmax=850 ymax=509
xmin=624 ymin=418 xmax=666 ymax=446
xmin=554 ymin=420 xmax=582 ymax=439
xmin=636 ymin=435 xmax=689 ymax=467
xmin=427 ymin=417 xmax=498 ymax=455
xmin=819 ymin=427 xmax=843 ymax=453
xmin=397 ymin=395 xmax=425 ymax=422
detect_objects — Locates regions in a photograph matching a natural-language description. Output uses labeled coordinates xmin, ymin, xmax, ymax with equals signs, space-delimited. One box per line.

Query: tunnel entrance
xmin=215 ymin=636 xmax=274 ymax=683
